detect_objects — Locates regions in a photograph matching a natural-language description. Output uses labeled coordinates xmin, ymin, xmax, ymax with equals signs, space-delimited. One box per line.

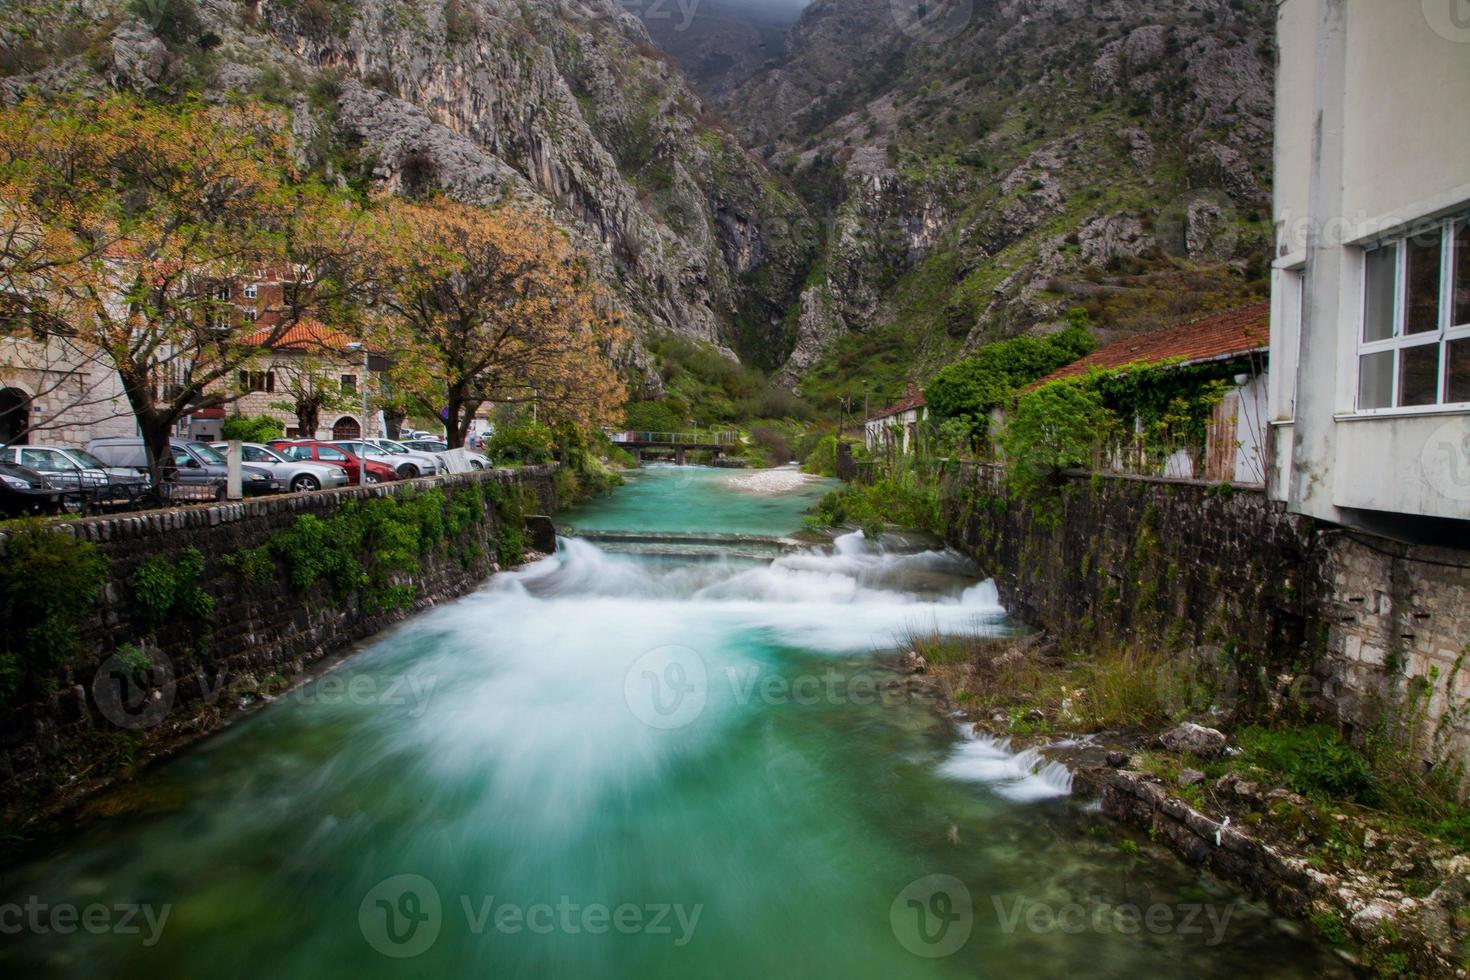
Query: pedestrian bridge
xmin=607 ymin=430 xmax=740 ymax=464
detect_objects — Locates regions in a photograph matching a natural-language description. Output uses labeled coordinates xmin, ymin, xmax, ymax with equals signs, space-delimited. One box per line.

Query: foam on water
xmin=371 ymin=531 xmax=1017 ymax=834
xmin=937 ymin=725 xmax=1074 ymax=802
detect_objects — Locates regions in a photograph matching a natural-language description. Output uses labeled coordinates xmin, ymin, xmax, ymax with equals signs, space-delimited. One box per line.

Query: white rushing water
xmin=375 ymin=529 xmax=1067 ymax=845
xmin=937 ymin=725 xmax=1076 ymax=802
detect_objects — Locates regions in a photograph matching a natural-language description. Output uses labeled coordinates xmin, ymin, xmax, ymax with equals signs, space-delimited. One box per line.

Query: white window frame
xmin=244 ymin=284 xmax=258 ymax=300
xmin=1355 ymin=215 xmax=1470 ymax=414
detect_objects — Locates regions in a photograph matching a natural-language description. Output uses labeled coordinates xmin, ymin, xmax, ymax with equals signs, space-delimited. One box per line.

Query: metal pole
xmin=360 ymin=348 xmax=369 ymax=486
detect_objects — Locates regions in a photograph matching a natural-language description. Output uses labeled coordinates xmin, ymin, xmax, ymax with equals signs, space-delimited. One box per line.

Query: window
xmin=318 ymin=446 xmax=348 ymax=461
xmin=244 ymin=284 xmax=258 ymax=300
xmin=20 ymin=448 xmax=67 ymax=471
xmin=340 ymin=374 xmax=358 ymax=395
xmin=239 ymin=371 xmax=275 ymax=393
xmin=1357 ymin=217 xmax=1470 ymax=410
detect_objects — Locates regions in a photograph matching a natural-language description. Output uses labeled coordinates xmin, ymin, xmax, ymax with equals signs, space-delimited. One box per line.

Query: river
xmin=0 ymin=465 xmax=1346 ymax=977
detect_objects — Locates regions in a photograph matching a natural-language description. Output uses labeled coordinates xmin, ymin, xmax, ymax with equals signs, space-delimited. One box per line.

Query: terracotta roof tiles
xmin=1030 ymin=302 xmax=1270 ymax=389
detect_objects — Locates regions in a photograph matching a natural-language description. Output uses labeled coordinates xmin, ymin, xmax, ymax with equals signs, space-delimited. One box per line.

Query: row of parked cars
xmin=0 ymin=435 xmax=491 ymax=517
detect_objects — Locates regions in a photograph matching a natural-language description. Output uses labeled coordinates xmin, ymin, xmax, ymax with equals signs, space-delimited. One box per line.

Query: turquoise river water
xmin=0 ymin=465 xmax=1347 ymax=978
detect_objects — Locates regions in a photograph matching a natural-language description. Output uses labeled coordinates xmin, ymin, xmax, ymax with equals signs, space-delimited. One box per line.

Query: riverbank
xmin=894 ymin=636 xmax=1470 ymax=977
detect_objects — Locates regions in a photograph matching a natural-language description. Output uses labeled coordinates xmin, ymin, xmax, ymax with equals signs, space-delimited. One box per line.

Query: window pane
xmin=1359 ymin=350 xmax=1394 ymax=409
xmin=1363 ymin=244 xmax=1397 ymax=341
xmin=1455 ymin=221 xmax=1470 ymax=328
xmin=1398 ymin=342 xmax=1441 ymax=407
xmin=1405 ymin=231 xmax=1443 ymax=334
xmin=1448 ymin=338 xmax=1470 ymax=404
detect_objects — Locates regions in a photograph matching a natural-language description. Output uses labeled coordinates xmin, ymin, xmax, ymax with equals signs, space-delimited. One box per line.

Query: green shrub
xmin=999 ymin=380 xmax=1113 ymax=518
xmin=802 ymin=435 xmax=839 ymax=477
xmin=485 ymin=420 xmax=555 ymax=465
xmin=622 ymin=400 xmax=684 ymax=433
xmin=804 ymin=460 xmax=940 ymax=539
xmin=924 ymin=323 xmax=1096 ymax=445
xmin=222 ymin=414 xmax=285 ymax=443
xmin=0 ymin=525 xmax=109 ymax=705
xmin=130 ymin=546 xmax=216 ymax=647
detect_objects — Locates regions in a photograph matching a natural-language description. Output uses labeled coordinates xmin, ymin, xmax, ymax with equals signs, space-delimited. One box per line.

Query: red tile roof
xmin=243 ymin=318 xmax=359 ymax=352
xmin=1030 ymin=302 xmax=1270 ymax=389
xmin=867 ymin=391 xmax=926 ymax=422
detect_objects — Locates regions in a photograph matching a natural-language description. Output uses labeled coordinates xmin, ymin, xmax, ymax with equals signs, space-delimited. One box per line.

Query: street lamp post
xmin=345 ymin=342 xmax=370 ymax=486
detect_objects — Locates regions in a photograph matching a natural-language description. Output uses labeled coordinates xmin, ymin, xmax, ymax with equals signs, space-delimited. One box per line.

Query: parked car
xmin=268 ymin=440 xmax=398 ymax=485
xmin=400 ymin=439 xmax=491 ymax=470
xmin=364 ymin=438 xmax=445 ymax=478
xmin=209 ymin=442 xmax=350 ymax=493
xmin=401 ymin=439 xmax=449 ymax=453
xmin=0 ymin=461 xmax=68 ymax=516
xmin=330 ymin=440 xmax=437 ymax=480
xmin=86 ymin=438 xmax=284 ymax=497
xmin=0 ymin=445 xmax=151 ymax=506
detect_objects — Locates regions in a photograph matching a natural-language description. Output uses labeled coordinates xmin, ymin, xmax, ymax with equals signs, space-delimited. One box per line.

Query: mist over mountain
xmin=633 ymin=0 xmax=810 ymax=99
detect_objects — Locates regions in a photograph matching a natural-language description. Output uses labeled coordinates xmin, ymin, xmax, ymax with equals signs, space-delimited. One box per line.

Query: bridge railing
xmin=608 ymin=430 xmax=741 ymax=446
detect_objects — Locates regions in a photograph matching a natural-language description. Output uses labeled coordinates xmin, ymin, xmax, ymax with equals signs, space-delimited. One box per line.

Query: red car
xmin=268 ymin=441 xmax=399 ymax=485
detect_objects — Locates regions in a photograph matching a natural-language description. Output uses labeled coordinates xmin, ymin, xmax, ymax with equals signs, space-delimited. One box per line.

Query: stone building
xmin=193 ymin=319 xmax=382 ymax=443
xmin=863 ymin=385 xmax=927 ymax=454
xmin=1267 ymin=0 xmax=1470 ymax=792
xmin=1030 ymin=303 xmax=1271 ymax=485
xmin=186 ymin=269 xmax=382 ymax=443
xmin=0 ymin=333 xmax=138 ymax=449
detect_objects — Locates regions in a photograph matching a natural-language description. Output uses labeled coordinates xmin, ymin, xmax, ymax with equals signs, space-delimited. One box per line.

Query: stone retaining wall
xmin=0 ymin=466 xmax=559 ymax=833
xmin=940 ymin=462 xmax=1470 ymax=793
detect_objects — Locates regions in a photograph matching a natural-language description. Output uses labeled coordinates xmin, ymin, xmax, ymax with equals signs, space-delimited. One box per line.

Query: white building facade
xmin=1270 ymin=0 xmax=1470 ymax=530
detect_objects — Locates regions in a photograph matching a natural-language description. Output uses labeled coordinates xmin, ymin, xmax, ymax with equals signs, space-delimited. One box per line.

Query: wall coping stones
xmin=0 ymin=466 xmax=559 ymax=552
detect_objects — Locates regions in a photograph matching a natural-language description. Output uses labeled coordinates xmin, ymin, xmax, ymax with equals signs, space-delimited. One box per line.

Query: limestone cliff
xmin=0 ymin=0 xmax=817 ymax=374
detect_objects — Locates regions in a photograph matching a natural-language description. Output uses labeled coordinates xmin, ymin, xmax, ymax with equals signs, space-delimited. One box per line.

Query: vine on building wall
xmin=998 ymin=357 xmax=1246 ymax=514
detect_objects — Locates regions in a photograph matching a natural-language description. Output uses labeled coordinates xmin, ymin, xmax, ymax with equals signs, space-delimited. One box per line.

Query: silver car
xmin=341 ymin=439 xmax=441 ymax=479
xmin=211 ymin=442 xmax=350 ymax=493
xmin=1 ymin=445 xmax=151 ymax=497
xmin=400 ymin=439 xmax=491 ymax=470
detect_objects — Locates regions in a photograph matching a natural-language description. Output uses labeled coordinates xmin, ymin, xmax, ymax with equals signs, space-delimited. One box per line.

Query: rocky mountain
xmin=712 ymin=0 xmax=1277 ymax=402
xmin=0 ymin=0 xmax=817 ymax=380
xmin=2 ymin=0 xmax=1280 ymax=408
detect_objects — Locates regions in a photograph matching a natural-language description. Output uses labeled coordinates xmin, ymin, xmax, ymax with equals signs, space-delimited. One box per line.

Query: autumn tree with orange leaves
xmin=0 ymin=96 xmax=363 ymax=482
xmin=363 ymin=198 xmax=626 ymax=449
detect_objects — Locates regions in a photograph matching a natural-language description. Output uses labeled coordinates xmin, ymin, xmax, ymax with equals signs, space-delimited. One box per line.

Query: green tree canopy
xmin=923 ymin=319 xmax=1096 ymax=443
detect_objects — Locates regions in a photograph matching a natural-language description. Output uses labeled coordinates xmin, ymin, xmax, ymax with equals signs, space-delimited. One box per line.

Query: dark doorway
xmin=0 ymin=387 xmax=30 ymax=446
xmin=332 ymin=416 xmax=361 ymax=440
